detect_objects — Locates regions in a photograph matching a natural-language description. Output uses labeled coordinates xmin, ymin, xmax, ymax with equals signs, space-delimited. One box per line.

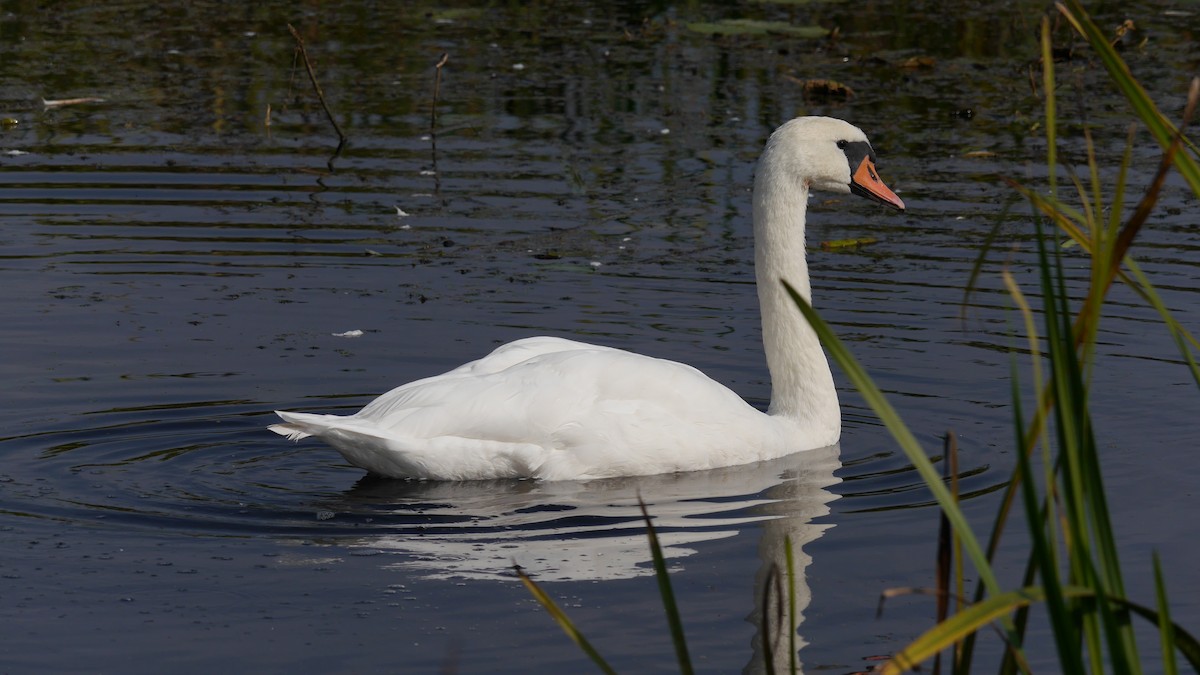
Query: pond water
xmin=2 ymin=1 xmax=1199 ymax=672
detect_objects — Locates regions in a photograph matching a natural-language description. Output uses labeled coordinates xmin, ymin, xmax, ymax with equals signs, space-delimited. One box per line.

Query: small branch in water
xmin=43 ymin=97 xmax=105 ymax=108
xmin=429 ymin=53 xmax=449 ymax=204
xmin=287 ymin=23 xmax=347 ymax=148
xmin=430 ymin=52 xmax=449 ymax=133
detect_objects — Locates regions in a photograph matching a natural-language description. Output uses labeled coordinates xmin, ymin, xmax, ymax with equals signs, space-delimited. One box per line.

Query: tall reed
xmin=843 ymin=3 xmax=1200 ymax=672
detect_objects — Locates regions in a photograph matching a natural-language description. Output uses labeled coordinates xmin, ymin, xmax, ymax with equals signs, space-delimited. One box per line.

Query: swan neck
xmin=753 ymin=163 xmax=839 ymax=433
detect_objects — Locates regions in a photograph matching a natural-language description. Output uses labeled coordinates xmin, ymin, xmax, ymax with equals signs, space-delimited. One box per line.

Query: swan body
xmin=271 ymin=116 xmax=905 ymax=480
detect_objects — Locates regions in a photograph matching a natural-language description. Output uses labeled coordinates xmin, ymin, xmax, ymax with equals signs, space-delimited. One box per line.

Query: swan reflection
xmin=336 ymin=444 xmax=840 ymax=670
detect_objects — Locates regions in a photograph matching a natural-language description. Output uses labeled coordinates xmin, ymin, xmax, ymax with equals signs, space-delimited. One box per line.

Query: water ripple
xmin=1 ymin=400 xmax=857 ymax=581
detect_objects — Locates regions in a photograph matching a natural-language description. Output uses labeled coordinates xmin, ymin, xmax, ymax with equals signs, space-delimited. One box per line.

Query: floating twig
xmin=43 ymin=97 xmax=105 ymax=108
xmin=287 ymin=23 xmax=346 ymax=148
xmin=819 ymin=236 xmax=877 ymax=251
xmin=429 ymin=53 xmax=449 ymax=204
xmin=430 ymin=52 xmax=448 ymax=132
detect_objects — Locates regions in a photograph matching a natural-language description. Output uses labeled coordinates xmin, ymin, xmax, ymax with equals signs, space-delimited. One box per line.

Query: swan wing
xmin=272 ymin=338 xmax=790 ymax=480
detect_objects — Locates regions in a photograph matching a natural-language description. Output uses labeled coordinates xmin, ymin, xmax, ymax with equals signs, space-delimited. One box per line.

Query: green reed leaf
xmin=516 ymin=566 xmax=618 ymax=675
xmin=639 ymin=498 xmax=694 ymax=675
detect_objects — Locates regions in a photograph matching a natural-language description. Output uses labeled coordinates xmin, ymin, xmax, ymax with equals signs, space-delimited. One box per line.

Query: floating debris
xmin=820 ymin=237 xmax=878 ymax=251
xmin=42 ymin=97 xmax=105 ymax=108
xmin=788 ymin=77 xmax=855 ymax=102
xmin=898 ymin=56 xmax=936 ymax=69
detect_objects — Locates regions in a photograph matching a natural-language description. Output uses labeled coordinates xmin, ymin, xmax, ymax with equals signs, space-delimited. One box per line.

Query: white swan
xmin=270 ymin=116 xmax=905 ymax=481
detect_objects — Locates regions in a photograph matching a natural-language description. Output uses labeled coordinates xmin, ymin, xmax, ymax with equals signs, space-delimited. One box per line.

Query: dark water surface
xmin=3 ymin=1 xmax=1199 ymax=672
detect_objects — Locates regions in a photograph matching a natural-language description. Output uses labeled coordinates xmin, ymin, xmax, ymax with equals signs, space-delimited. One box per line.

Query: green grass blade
xmin=1028 ymin=227 xmax=1092 ymax=673
xmin=961 ymin=198 xmax=1018 ymax=322
xmin=1015 ymin=400 xmax=1084 ymax=673
xmin=783 ymin=282 xmax=1020 ymax=651
xmin=515 ymin=567 xmax=619 ymax=675
xmin=998 ymin=354 xmax=1042 ymax=675
xmin=638 ymin=499 xmax=694 ymax=675
xmin=1154 ymin=554 xmax=1180 ymax=675
xmin=1111 ymin=595 xmax=1200 ymax=670
xmin=1042 ymin=16 xmax=1058 ymax=198
xmin=1125 ymin=258 xmax=1200 ymax=388
xmin=1109 ymin=124 xmax=1136 ymax=236
xmin=1035 ymin=221 xmax=1110 ymax=671
xmin=785 ymin=283 xmax=989 ymax=582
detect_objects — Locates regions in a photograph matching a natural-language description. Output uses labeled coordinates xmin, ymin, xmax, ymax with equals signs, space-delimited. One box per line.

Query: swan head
xmin=761 ymin=116 xmax=905 ymax=211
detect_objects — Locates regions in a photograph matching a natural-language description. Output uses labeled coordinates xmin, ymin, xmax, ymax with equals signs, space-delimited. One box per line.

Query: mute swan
xmin=270 ymin=116 xmax=905 ymax=480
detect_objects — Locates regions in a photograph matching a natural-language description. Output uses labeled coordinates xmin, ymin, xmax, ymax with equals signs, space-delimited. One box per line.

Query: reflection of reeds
xmin=523 ymin=2 xmax=1200 ymax=673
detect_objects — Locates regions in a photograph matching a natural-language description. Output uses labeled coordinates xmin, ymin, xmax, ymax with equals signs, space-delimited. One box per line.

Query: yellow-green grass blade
xmin=1124 ymin=259 xmax=1200 ymax=388
xmin=881 ymin=588 xmax=1043 ymax=675
xmin=638 ymin=499 xmax=694 ymax=675
xmin=881 ymin=585 xmax=1200 ymax=674
xmin=1008 ymin=181 xmax=1200 ymax=367
xmin=783 ymin=282 xmax=1021 ymax=651
xmin=1154 ymin=554 xmax=1180 ymax=675
xmin=1041 ymin=16 xmax=1058 ymax=198
xmin=516 ymin=567 xmax=619 ymax=675
xmin=1117 ymin=594 xmax=1200 ymax=670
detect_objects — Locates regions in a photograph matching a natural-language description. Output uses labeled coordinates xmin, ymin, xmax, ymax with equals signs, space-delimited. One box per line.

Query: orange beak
xmin=851 ymin=156 xmax=905 ymax=211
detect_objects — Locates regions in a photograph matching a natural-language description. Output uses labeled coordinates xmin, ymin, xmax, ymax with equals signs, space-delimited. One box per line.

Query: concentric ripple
xmin=1 ymin=401 xmax=856 ymax=581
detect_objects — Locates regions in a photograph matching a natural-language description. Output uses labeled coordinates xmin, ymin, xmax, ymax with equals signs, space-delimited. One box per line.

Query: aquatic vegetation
xmin=869 ymin=3 xmax=1200 ymax=671
xmin=523 ymin=2 xmax=1200 ymax=672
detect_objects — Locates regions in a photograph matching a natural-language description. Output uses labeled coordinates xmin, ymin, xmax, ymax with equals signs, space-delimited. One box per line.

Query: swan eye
xmin=836 ymin=140 xmax=848 ymax=149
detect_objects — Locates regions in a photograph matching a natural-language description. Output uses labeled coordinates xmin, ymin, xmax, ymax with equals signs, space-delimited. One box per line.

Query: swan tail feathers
xmin=268 ymin=410 xmax=335 ymax=441
xmin=269 ymin=410 xmax=400 ymax=444
xmin=268 ymin=423 xmax=311 ymax=441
